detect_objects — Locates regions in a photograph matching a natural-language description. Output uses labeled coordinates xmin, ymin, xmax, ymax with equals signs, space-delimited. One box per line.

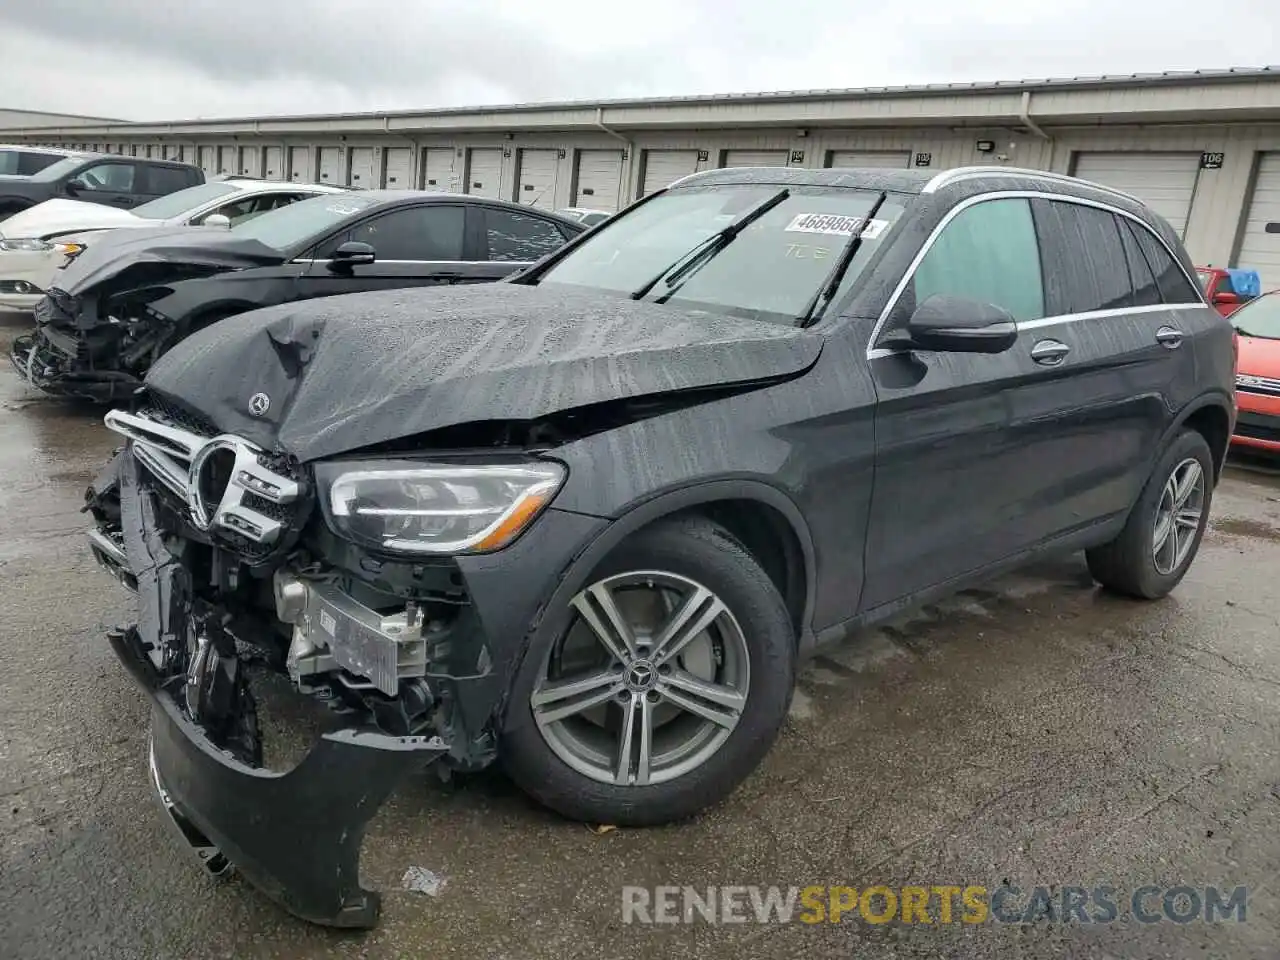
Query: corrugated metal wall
xmin=20 ymin=122 xmax=1280 ymax=276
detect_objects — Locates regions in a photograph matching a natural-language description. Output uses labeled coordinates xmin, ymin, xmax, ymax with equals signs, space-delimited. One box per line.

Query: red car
xmin=1229 ymin=290 xmax=1280 ymax=455
xmin=1197 ymin=266 xmax=1256 ymax=317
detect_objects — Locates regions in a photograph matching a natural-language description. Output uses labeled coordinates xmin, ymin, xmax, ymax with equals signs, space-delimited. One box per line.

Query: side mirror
xmin=328 ymin=241 xmax=376 ymax=270
xmin=904 ymin=294 xmax=1018 ymax=354
xmin=202 ymin=213 xmax=231 ymax=229
xmin=64 ymin=179 xmax=82 ymax=196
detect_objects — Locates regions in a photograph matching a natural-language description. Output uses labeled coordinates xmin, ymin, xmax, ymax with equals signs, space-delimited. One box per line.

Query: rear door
xmin=475 ymin=205 xmax=577 ymax=280
xmin=298 ymin=202 xmax=475 ymax=297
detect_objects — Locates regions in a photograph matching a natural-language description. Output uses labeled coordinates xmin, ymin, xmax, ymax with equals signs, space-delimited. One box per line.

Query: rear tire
xmin=1086 ymin=429 xmax=1213 ymax=599
xmin=501 ymin=515 xmax=795 ymax=826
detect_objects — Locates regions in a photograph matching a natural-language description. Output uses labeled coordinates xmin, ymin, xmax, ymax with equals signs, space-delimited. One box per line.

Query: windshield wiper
xmin=629 ymin=188 xmax=790 ymax=300
xmin=795 ymin=192 xmax=888 ymax=328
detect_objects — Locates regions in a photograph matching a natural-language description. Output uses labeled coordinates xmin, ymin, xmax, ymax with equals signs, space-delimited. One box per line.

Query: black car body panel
xmin=12 ymin=194 xmax=584 ymax=401
xmin=143 ymin=283 xmax=824 ymax=461
xmin=82 ymin=165 xmax=1235 ymax=927
xmin=0 ymin=155 xmax=203 ymax=218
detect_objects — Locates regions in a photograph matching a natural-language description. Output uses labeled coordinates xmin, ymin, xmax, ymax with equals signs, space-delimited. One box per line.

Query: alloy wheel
xmin=530 ymin=570 xmax=751 ymax=787
xmin=1152 ymin=457 xmax=1205 ymax=576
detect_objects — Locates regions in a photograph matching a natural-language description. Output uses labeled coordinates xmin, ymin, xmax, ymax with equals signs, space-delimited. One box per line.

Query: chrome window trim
xmin=289 ymin=258 xmax=513 ymax=266
xmin=865 ymin=190 xmax=1207 ymax=359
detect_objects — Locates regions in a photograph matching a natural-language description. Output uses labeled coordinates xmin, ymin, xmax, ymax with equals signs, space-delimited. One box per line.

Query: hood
xmin=1237 ymin=333 xmax=1280 ymax=377
xmin=0 ymin=198 xmax=143 ymax=240
xmin=50 ymin=227 xmax=285 ymax=297
xmin=144 ymin=283 xmax=823 ymax=462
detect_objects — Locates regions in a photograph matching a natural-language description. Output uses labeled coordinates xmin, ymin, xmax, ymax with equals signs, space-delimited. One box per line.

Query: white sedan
xmin=0 ymin=178 xmax=347 ymax=311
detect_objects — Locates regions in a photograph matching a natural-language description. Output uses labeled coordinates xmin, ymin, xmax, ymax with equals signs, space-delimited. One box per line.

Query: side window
xmin=195 ymin=192 xmax=311 ymax=227
xmin=1116 ymin=217 xmax=1161 ymax=307
xmin=332 ymin=205 xmax=466 ymax=261
xmin=72 ymin=162 xmax=138 ymax=193
xmin=483 ymin=208 xmax=567 ymax=262
xmin=147 ymin=165 xmax=195 ymax=196
xmin=1123 ymin=220 xmax=1200 ymax=304
xmin=1031 ymin=199 xmax=1135 ymax=314
xmin=901 ymin=198 xmax=1044 ymax=324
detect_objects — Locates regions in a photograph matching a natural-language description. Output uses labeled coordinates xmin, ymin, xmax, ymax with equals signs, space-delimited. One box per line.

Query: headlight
xmin=0 ymin=238 xmax=51 ymax=252
xmin=0 ymin=238 xmax=82 ymax=255
xmin=320 ymin=460 xmax=566 ymax=555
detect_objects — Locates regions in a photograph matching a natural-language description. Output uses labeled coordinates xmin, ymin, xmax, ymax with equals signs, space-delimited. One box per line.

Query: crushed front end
xmin=84 ymin=400 xmax=532 ymax=928
xmin=11 ymin=289 xmax=170 ymax=402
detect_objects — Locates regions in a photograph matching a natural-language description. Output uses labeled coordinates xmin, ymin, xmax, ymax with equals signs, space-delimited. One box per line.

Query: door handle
xmin=1030 ymin=339 xmax=1071 ymax=365
xmin=1156 ymin=326 xmax=1184 ymax=349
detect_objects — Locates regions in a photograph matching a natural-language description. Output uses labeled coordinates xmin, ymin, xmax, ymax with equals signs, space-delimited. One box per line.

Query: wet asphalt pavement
xmin=1 ymin=309 xmax=1279 ymax=960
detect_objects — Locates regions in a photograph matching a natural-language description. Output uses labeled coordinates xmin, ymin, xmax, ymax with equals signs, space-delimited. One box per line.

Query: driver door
xmin=297 ymin=202 xmax=480 ymax=298
xmin=65 ymin=160 xmax=144 ymax=209
xmin=861 ymin=196 xmax=1064 ymax=610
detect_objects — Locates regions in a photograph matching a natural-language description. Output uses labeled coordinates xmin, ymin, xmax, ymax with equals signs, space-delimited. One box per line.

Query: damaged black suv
xmin=86 ymin=165 xmax=1234 ymax=928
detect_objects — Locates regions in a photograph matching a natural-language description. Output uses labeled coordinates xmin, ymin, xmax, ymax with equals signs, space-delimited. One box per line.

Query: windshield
xmin=538 ymin=184 xmax=903 ymax=323
xmin=130 ymin=181 xmax=240 ymax=221
xmin=229 ymin=193 xmax=374 ymax=251
xmin=1233 ymin=292 xmax=1280 ymax=340
xmin=30 ymin=156 xmax=85 ymax=182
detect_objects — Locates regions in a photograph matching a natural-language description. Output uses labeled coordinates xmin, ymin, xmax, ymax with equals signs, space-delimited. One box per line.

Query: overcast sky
xmin=0 ymin=1 xmax=1276 ymax=121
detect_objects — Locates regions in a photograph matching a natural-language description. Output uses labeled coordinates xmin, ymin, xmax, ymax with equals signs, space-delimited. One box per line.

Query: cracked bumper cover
xmin=92 ymin=444 xmax=608 ymax=927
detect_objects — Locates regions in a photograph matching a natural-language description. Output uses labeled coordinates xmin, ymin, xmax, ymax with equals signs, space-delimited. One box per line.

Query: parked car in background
xmin=1197 ymin=265 xmax=1261 ymax=317
xmin=11 ymin=191 xmax=584 ymax=400
xmin=82 ymin=165 xmax=1232 ymax=927
xmin=1226 ymin=290 xmax=1280 ymax=456
xmin=0 ymin=144 xmax=90 ymax=177
xmin=0 ymin=153 xmax=204 ymax=223
xmin=0 ymin=179 xmax=349 ymax=312
xmin=556 ymin=207 xmax=612 ymax=227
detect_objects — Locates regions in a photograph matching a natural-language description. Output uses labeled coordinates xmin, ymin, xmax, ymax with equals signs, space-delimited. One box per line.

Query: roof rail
xmin=921 ymin=165 xmax=1143 ymax=204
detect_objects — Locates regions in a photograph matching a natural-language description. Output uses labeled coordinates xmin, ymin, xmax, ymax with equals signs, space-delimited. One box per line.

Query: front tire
xmin=1086 ymin=428 xmax=1214 ymax=599
xmin=501 ymin=515 xmax=795 ymax=826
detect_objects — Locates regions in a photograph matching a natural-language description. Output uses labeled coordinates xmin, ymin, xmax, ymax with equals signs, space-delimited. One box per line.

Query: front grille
xmin=1236 ymin=374 xmax=1280 ymax=398
xmin=1235 ymin=411 xmax=1280 ymax=443
xmin=147 ymin=393 xmax=219 ymax=439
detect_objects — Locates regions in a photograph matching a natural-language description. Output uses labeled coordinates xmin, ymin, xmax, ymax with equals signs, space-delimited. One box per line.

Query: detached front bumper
xmin=93 ymin=452 xmax=450 ymax=928
xmin=9 ymin=329 xmax=143 ymax=402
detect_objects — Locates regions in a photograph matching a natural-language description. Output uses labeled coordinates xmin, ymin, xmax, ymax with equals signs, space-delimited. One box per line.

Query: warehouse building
xmin=3 ymin=67 xmax=1280 ymax=286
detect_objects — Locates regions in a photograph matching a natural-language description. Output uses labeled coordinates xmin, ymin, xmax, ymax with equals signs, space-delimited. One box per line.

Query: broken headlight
xmin=319 ymin=460 xmax=566 ymax=555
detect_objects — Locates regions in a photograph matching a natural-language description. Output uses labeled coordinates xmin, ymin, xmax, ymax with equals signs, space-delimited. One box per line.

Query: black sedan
xmin=10 ymin=191 xmax=585 ymax=401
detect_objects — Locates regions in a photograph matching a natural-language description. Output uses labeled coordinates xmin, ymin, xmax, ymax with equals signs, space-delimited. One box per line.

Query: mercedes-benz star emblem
xmin=248 ymin=392 xmax=271 ymax=417
xmin=625 ymin=660 xmax=658 ymax=692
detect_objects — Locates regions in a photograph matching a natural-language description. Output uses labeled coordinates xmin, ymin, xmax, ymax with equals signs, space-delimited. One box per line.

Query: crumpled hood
xmin=50 ymin=227 xmax=284 ymax=297
xmin=144 ymin=283 xmax=823 ymax=462
xmin=0 ymin=198 xmax=144 ymax=240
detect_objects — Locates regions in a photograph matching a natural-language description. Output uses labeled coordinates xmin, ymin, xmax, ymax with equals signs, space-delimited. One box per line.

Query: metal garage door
xmin=164 ymin=144 xmax=181 ymax=161
xmin=466 ymin=148 xmax=503 ymax=199
xmin=722 ymin=149 xmax=788 ymax=168
xmin=289 ymin=146 xmax=311 ymax=182
xmin=515 ymin=149 xmax=559 ymax=209
xmin=349 ymin=148 xmax=376 ymax=188
xmin=216 ymin=145 xmax=237 ymax=176
xmin=239 ymin=146 xmax=261 ymax=177
xmin=263 ymin=146 xmax=284 ymax=180
xmin=573 ymin=150 xmax=623 ymax=211
xmin=198 ymin=146 xmax=216 ymax=176
xmin=641 ymin=150 xmax=699 ymax=196
xmin=828 ymin=150 xmax=912 ymax=169
xmin=384 ymin=147 xmax=413 ymax=189
xmin=1072 ymin=152 xmax=1201 ymax=237
xmin=318 ymin=147 xmax=343 ymax=184
xmin=421 ymin=148 xmax=455 ymax=191
xmin=1237 ymin=153 xmax=1280 ymax=291
xmin=180 ymin=144 xmax=195 ymax=165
